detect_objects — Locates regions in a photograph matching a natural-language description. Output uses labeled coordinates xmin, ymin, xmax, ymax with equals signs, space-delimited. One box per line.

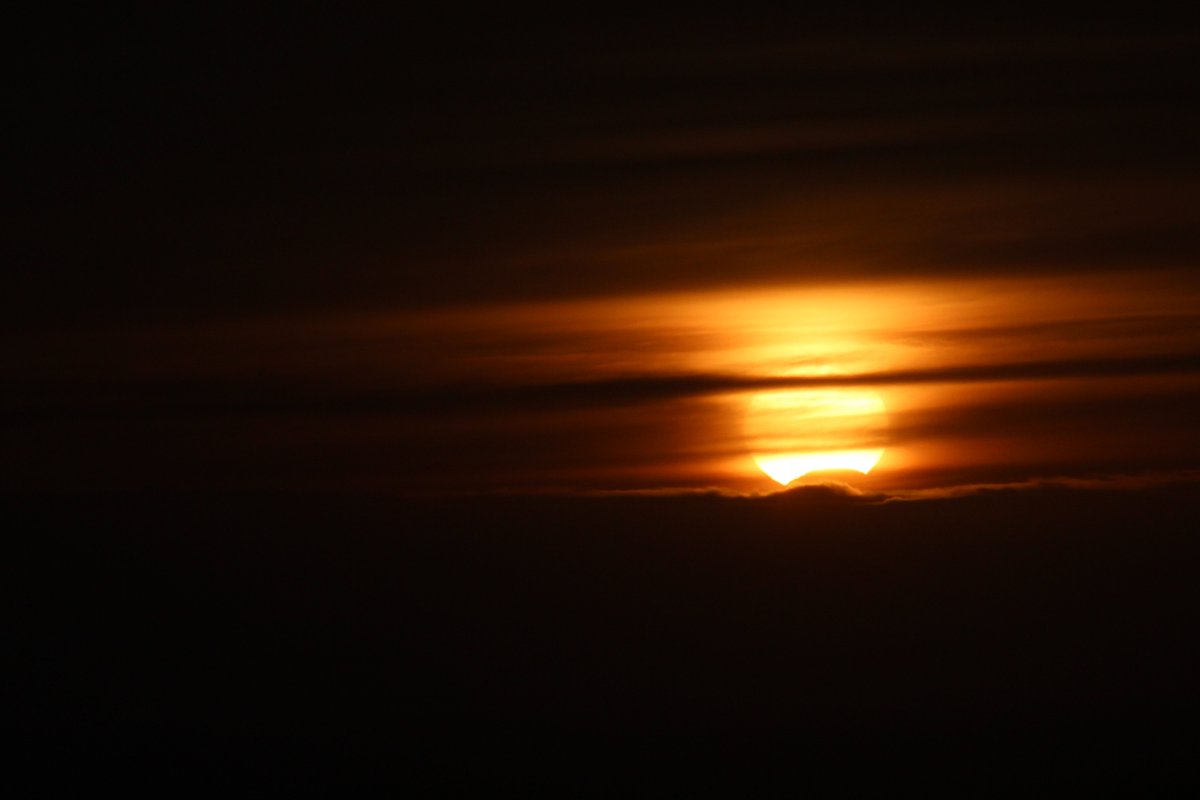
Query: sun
xmin=745 ymin=388 xmax=888 ymax=486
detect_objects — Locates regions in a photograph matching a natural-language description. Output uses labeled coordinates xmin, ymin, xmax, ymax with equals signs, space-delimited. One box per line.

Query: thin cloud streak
xmin=882 ymin=469 xmax=1200 ymax=500
xmin=11 ymin=351 xmax=1200 ymax=421
xmin=484 ymin=352 xmax=1200 ymax=412
xmin=400 ymin=468 xmax=1200 ymax=503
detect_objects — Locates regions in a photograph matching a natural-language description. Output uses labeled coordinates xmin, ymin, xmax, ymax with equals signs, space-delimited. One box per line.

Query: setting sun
xmin=746 ymin=388 xmax=888 ymax=486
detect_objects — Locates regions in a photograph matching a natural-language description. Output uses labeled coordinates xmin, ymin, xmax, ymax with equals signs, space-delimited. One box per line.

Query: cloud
xmin=13 ymin=350 xmax=1200 ymax=420
xmin=881 ymin=469 xmax=1200 ymax=501
xmin=521 ymin=481 xmax=876 ymax=502
xmin=463 ymin=352 xmax=1200 ymax=412
xmin=407 ymin=469 xmax=1200 ymax=505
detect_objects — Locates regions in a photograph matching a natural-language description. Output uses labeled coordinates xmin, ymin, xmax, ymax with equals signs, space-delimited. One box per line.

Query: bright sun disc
xmin=746 ymin=388 xmax=888 ymax=486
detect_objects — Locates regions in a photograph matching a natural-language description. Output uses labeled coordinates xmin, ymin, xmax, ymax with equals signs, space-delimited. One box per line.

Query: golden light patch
xmin=746 ymin=388 xmax=888 ymax=486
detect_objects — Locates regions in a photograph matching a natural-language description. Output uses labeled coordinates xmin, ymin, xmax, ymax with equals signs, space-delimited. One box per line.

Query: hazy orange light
xmin=237 ymin=269 xmax=1200 ymax=491
xmin=745 ymin=388 xmax=888 ymax=486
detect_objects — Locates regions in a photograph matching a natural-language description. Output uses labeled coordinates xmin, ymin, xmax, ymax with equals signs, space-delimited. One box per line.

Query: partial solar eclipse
xmin=746 ymin=388 xmax=888 ymax=486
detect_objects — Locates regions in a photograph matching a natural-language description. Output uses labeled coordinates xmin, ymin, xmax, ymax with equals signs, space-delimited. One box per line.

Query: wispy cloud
xmin=12 ymin=350 xmax=1200 ymax=424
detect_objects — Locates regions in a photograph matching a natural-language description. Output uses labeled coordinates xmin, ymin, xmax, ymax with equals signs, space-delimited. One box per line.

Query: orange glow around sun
xmin=745 ymin=388 xmax=888 ymax=486
xmin=208 ymin=269 xmax=1200 ymax=492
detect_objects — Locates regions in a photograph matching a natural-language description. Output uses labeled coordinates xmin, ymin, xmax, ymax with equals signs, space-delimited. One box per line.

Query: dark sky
xmin=9 ymin=9 xmax=1200 ymax=790
xmin=11 ymin=9 xmax=1200 ymax=323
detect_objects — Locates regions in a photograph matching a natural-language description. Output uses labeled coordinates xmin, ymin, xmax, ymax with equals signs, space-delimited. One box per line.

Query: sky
xmin=9 ymin=8 xmax=1200 ymax=790
xmin=9 ymin=10 xmax=1200 ymax=498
